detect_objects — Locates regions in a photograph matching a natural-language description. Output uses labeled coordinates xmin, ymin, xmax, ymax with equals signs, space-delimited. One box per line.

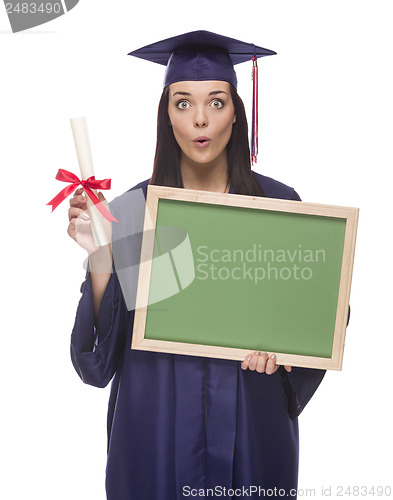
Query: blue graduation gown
xmin=71 ymin=172 xmax=326 ymax=499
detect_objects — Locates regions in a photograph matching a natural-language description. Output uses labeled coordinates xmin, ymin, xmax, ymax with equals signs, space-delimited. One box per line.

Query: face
xmin=167 ymin=80 xmax=235 ymax=166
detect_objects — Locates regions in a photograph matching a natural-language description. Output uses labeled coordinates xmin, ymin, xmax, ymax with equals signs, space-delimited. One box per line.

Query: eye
xmin=176 ymin=100 xmax=191 ymax=110
xmin=210 ymin=99 xmax=224 ymax=109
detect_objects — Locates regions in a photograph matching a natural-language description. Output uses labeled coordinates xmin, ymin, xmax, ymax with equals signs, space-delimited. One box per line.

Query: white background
xmin=1 ymin=1 xmax=392 ymax=499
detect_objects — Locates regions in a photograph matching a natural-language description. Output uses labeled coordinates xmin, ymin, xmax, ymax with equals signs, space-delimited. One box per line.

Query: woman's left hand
xmin=241 ymin=351 xmax=292 ymax=374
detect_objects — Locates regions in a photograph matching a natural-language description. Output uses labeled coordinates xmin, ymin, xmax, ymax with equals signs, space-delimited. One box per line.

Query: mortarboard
xmin=128 ymin=30 xmax=276 ymax=164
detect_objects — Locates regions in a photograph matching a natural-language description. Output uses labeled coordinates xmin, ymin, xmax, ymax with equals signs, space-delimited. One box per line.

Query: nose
xmin=194 ymin=108 xmax=208 ymax=128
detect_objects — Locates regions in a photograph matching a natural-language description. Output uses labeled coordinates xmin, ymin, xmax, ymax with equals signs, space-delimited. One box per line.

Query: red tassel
xmin=251 ymin=56 xmax=258 ymax=165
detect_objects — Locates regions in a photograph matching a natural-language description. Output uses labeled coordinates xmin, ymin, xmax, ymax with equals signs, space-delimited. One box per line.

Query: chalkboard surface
xmin=132 ymin=186 xmax=358 ymax=370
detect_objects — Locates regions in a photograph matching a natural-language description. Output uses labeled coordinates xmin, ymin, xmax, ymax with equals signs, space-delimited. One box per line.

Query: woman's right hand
xmin=68 ymin=188 xmax=113 ymax=317
xmin=67 ymin=187 xmax=108 ymax=255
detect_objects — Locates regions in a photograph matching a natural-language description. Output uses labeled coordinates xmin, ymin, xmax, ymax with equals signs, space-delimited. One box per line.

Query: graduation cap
xmin=128 ymin=30 xmax=276 ymax=164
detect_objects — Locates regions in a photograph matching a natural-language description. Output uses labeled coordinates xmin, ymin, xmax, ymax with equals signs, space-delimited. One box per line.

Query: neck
xmin=180 ymin=150 xmax=229 ymax=193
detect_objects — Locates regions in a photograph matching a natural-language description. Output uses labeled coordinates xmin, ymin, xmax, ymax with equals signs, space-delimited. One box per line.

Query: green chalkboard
xmin=132 ymin=186 xmax=358 ymax=370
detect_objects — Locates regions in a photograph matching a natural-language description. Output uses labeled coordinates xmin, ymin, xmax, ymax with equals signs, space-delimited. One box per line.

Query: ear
xmin=233 ymin=116 xmax=236 ymax=124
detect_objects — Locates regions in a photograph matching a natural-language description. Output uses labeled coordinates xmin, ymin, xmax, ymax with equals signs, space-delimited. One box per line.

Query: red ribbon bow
xmin=47 ymin=169 xmax=118 ymax=223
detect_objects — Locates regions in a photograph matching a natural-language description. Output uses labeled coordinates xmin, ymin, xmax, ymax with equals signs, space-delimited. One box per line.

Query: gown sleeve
xmin=70 ymin=268 xmax=128 ymax=388
xmin=278 ymin=366 xmax=326 ymax=418
xmin=69 ymin=182 xmax=148 ymax=389
xmin=292 ymin=190 xmax=301 ymax=201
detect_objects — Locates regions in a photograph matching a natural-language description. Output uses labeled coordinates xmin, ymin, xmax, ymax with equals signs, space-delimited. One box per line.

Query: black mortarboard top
xmin=128 ymin=30 xmax=277 ymax=163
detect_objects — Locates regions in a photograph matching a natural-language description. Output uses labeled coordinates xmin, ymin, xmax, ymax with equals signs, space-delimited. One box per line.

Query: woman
xmin=68 ymin=31 xmax=325 ymax=500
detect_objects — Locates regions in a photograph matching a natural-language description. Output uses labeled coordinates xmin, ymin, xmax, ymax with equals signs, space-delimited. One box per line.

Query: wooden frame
xmin=132 ymin=185 xmax=359 ymax=370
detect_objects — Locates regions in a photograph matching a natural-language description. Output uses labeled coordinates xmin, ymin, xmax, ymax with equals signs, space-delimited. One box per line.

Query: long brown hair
xmin=150 ymin=84 xmax=265 ymax=197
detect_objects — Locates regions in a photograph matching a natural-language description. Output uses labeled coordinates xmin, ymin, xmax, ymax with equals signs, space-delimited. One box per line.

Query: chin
xmin=188 ymin=149 xmax=224 ymax=166
xmin=191 ymin=157 xmax=219 ymax=167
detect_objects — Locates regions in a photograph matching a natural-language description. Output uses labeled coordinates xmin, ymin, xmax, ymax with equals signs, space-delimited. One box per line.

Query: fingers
xmin=97 ymin=192 xmax=110 ymax=211
xmin=241 ymin=352 xmax=255 ymax=370
xmin=255 ymin=352 xmax=268 ymax=372
xmin=241 ymin=352 xmax=282 ymax=375
xmin=70 ymin=188 xmax=87 ymax=209
xmin=265 ymin=355 xmax=277 ymax=375
xmin=67 ymin=214 xmax=90 ymax=236
xmin=67 ymin=218 xmax=77 ymax=239
xmin=68 ymin=206 xmax=89 ymax=222
xmin=70 ymin=189 xmax=108 ymax=210
xmin=241 ymin=351 xmax=268 ymax=372
xmin=241 ymin=351 xmax=261 ymax=371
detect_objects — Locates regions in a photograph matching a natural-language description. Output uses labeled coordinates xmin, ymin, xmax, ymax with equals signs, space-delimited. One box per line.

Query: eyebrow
xmin=172 ymin=90 xmax=228 ymax=97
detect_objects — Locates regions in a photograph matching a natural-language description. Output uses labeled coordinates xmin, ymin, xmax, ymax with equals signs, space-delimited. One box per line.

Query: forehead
xmin=168 ymin=80 xmax=231 ymax=96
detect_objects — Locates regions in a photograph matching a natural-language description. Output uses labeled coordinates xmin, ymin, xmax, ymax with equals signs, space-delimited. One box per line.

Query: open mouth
xmin=194 ymin=136 xmax=211 ymax=148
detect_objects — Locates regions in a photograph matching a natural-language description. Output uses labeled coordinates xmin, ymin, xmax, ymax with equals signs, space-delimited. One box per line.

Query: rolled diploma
xmin=70 ymin=117 xmax=110 ymax=247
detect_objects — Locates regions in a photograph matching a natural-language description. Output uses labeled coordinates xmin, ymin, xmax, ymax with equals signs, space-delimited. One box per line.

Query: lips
xmin=193 ymin=136 xmax=212 ymax=148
